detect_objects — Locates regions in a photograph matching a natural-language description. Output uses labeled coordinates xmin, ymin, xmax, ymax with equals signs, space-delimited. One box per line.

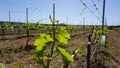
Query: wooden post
xmin=87 ymin=34 xmax=92 ymax=68
xmin=87 ymin=43 xmax=91 ymax=68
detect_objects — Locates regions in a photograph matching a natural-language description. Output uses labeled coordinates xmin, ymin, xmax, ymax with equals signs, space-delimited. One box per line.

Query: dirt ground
xmin=0 ymin=29 xmax=120 ymax=68
xmin=105 ymin=30 xmax=120 ymax=68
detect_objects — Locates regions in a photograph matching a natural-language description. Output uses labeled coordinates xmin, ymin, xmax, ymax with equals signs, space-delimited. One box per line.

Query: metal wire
xmin=79 ymin=0 xmax=101 ymax=20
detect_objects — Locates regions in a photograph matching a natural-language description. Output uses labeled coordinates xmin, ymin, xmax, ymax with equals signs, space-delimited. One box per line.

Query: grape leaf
xmin=57 ymin=27 xmax=70 ymax=44
xmin=58 ymin=47 xmax=74 ymax=62
xmin=34 ymin=34 xmax=53 ymax=51
xmin=57 ymin=34 xmax=68 ymax=44
xmin=45 ymin=35 xmax=54 ymax=41
xmin=60 ymin=27 xmax=70 ymax=39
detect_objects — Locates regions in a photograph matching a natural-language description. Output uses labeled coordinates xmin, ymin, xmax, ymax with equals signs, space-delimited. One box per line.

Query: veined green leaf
xmin=59 ymin=27 xmax=70 ymax=39
xmin=60 ymin=32 xmax=70 ymax=39
xmin=45 ymin=35 xmax=54 ymax=41
xmin=34 ymin=38 xmax=47 ymax=46
xmin=58 ymin=47 xmax=74 ymax=62
xmin=36 ymin=45 xmax=45 ymax=51
xmin=57 ymin=34 xmax=68 ymax=44
xmin=57 ymin=27 xmax=70 ymax=44
xmin=34 ymin=34 xmax=53 ymax=51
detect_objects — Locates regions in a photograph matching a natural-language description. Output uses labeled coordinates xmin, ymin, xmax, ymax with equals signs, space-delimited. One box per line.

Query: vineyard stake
xmin=51 ymin=3 xmax=56 ymax=57
xmin=102 ymin=0 xmax=106 ymax=34
xmin=26 ymin=8 xmax=30 ymax=46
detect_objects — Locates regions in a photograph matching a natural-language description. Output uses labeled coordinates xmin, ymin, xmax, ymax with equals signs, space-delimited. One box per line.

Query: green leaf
xmin=57 ymin=47 xmax=74 ymax=62
xmin=34 ymin=34 xmax=53 ymax=51
xmin=103 ymin=26 xmax=107 ymax=35
xmin=32 ymin=54 xmax=43 ymax=64
xmin=45 ymin=35 xmax=54 ymax=41
xmin=49 ymin=15 xmax=58 ymax=24
xmin=57 ymin=27 xmax=70 ymax=44
xmin=59 ymin=27 xmax=70 ymax=39
xmin=97 ymin=39 xmax=102 ymax=43
xmin=33 ymin=54 xmax=52 ymax=64
xmin=93 ymin=29 xmax=97 ymax=33
xmin=3 ymin=23 xmax=12 ymax=29
xmin=41 ymin=56 xmax=52 ymax=60
xmin=34 ymin=38 xmax=47 ymax=51
xmin=97 ymin=30 xmax=102 ymax=36
xmin=57 ymin=34 xmax=68 ymax=44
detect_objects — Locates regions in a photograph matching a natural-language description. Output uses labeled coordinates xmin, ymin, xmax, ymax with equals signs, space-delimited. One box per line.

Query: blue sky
xmin=0 ymin=0 xmax=120 ymax=25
